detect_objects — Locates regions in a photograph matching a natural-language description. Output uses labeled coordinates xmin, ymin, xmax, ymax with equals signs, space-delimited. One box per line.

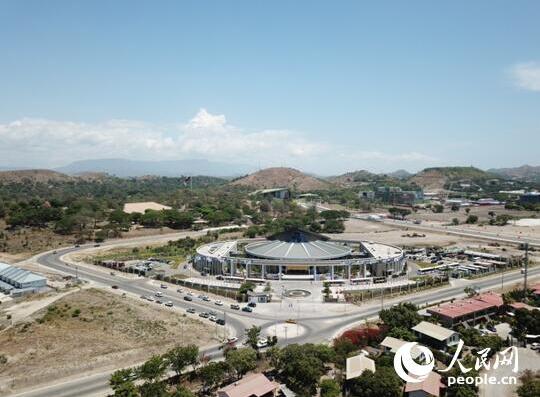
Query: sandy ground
xmin=0 ymin=288 xmax=216 ymax=396
xmin=478 ymin=347 xmax=540 ymax=397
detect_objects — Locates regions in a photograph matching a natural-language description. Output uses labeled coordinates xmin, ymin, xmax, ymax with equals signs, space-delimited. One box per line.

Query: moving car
xmin=230 ymin=304 xmax=240 ymax=310
xmin=199 ymin=312 xmax=209 ymax=318
xmin=214 ymin=300 xmax=223 ymax=306
xmin=202 ymin=296 xmax=210 ymax=302
xmin=183 ymin=296 xmax=193 ymax=301
xmin=176 ymin=288 xmax=183 ymax=293
xmin=242 ymin=306 xmax=253 ymax=313
xmin=111 ymin=285 xmax=119 ymax=289
xmin=256 ymin=339 xmax=268 ymax=348
xmin=160 ymin=284 xmax=168 ymax=289
xmin=156 ymin=299 xmax=163 ymax=304
xmin=155 ymin=292 xmax=163 ymax=297
xmin=164 ymin=301 xmax=173 ymax=307
xmin=186 ymin=308 xmax=196 ymax=314
xmin=216 ymin=318 xmax=225 ymax=325
xmin=227 ymin=337 xmax=238 ymax=344
xmin=209 ymin=316 xmax=217 ymax=322
xmin=247 ymin=302 xmax=257 ymax=308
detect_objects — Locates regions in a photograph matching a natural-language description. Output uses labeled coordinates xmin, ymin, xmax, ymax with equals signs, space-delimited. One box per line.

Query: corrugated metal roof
xmin=412 ymin=321 xmax=457 ymax=341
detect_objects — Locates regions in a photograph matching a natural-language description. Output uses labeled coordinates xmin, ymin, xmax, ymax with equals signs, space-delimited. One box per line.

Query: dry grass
xmin=0 ymin=288 xmax=215 ymax=395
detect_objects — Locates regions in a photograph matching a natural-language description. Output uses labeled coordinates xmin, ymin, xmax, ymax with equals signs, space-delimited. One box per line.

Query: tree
xmin=332 ymin=336 xmax=357 ymax=368
xmin=387 ymin=326 xmax=416 ymax=342
xmin=347 ymin=367 xmax=402 ymax=397
xmin=169 ymin=386 xmax=196 ymax=397
xmin=320 ymin=379 xmax=341 ymax=397
xmin=225 ymin=348 xmax=257 ymax=379
xmin=465 ymin=215 xmax=478 ymax=224
xmin=199 ymin=362 xmax=227 ymax=391
xmin=433 ymin=204 xmax=444 ymax=213
xmin=275 ymin=344 xmax=336 ymax=397
xmin=137 ymin=355 xmax=168 ymax=383
xmin=109 ymin=368 xmax=138 ymax=397
xmin=245 ymin=325 xmax=262 ymax=350
xmin=166 ymin=345 xmax=199 ymax=379
xmin=452 ymin=218 xmax=459 ymax=225
xmin=323 ymin=219 xmax=345 ymax=233
xmin=517 ymin=370 xmax=540 ymax=397
xmin=379 ymin=302 xmax=421 ymax=330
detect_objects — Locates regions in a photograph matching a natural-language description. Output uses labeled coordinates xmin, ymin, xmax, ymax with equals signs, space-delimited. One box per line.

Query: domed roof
xmin=244 ymin=239 xmax=352 ymax=260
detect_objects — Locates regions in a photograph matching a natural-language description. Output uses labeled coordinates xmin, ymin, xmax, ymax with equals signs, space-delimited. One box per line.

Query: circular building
xmin=193 ymin=229 xmax=406 ymax=283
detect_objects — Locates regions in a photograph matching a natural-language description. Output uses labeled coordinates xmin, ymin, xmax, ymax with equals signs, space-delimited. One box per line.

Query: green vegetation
xmin=517 ymin=370 xmax=540 ymax=397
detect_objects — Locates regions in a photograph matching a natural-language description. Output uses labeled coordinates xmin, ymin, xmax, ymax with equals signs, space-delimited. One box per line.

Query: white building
xmin=0 ymin=262 xmax=47 ymax=295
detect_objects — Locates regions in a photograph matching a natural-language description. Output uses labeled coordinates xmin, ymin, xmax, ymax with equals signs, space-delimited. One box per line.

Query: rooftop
xmin=245 ymin=239 xmax=352 ymax=260
xmin=380 ymin=337 xmax=424 ymax=359
xmin=404 ymin=371 xmax=444 ymax=397
xmin=412 ymin=321 xmax=457 ymax=341
xmin=346 ymin=354 xmax=376 ymax=380
xmin=217 ymin=373 xmax=278 ymax=397
xmin=427 ymin=292 xmax=504 ymax=320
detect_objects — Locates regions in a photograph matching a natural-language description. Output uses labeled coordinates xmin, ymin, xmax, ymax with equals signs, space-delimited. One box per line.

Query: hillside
xmin=489 ymin=164 xmax=540 ymax=181
xmin=408 ymin=167 xmax=497 ymax=191
xmin=230 ymin=167 xmax=331 ymax=191
xmin=327 ymin=170 xmax=378 ymax=186
xmin=0 ymin=169 xmax=74 ymax=184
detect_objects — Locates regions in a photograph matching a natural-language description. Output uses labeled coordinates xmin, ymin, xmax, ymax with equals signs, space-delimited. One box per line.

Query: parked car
xmin=160 ymin=284 xmax=168 ymax=289
xmin=186 ymin=308 xmax=196 ymax=314
xmin=209 ymin=316 xmax=217 ymax=322
xmin=214 ymin=300 xmax=223 ymax=306
xmin=531 ymin=342 xmax=540 ymax=351
xmin=202 ymin=296 xmax=210 ymax=302
xmin=227 ymin=337 xmax=238 ymax=344
xmin=156 ymin=300 xmax=163 ymax=304
xmin=146 ymin=296 xmax=155 ymax=302
xmin=176 ymin=288 xmax=183 ymax=293
xmin=256 ymin=339 xmax=268 ymax=348
xmin=247 ymin=302 xmax=257 ymax=308
xmin=155 ymin=292 xmax=163 ymax=297
xmin=164 ymin=301 xmax=173 ymax=307
xmin=199 ymin=312 xmax=209 ymax=318
xmin=216 ymin=318 xmax=225 ymax=325
xmin=111 ymin=285 xmax=119 ymax=289
xmin=184 ymin=296 xmax=193 ymax=301
xmin=242 ymin=306 xmax=253 ymax=313
xmin=230 ymin=304 xmax=240 ymax=310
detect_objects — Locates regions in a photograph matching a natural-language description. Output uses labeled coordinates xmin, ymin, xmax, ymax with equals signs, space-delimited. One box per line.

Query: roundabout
xmin=282 ymin=289 xmax=311 ymax=298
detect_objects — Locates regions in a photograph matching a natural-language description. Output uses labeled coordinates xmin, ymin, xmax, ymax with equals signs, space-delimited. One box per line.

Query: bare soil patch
xmin=0 ymin=288 xmax=215 ymax=395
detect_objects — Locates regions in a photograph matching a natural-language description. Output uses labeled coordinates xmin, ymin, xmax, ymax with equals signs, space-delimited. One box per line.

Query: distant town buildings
xmin=250 ymin=188 xmax=291 ymax=200
xmin=520 ymin=191 xmax=540 ymax=205
xmin=0 ymin=262 xmax=47 ymax=296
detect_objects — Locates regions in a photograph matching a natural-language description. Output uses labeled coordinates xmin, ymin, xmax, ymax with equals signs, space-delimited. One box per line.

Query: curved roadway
xmin=9 ymin=232 xmax=540 ymax=397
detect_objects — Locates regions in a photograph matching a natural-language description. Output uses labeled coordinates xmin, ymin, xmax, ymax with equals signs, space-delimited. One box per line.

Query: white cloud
xmin=0 ymin=108 xmax=437 ymax=173
xmin=510 ymin=62 xmax=540 ymax=92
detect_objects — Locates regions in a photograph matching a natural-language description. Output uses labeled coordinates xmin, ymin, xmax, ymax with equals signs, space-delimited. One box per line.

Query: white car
xmin=214 ymin=300 xmax=223 ymax=306
xmin=209 ymin=316 xmax=217 ymax=322
xmin=146 ymin=296 xmax=155 ymax=302
xmin=531 ymin=342 xmax=540 ymax=351
xmin=256 ymin=339 xmax=268 ymax=348
xmin=227 ymin=337 xmax=238 ymax=344
xmin=165 ymin=301 xmax=173 ymax=307
xmin=155 ymin=292 xmax=163 ymax=297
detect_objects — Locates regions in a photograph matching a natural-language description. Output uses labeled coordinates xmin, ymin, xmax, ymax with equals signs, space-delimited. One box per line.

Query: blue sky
xmin=0 ymin=1 xmax=539 ymax=174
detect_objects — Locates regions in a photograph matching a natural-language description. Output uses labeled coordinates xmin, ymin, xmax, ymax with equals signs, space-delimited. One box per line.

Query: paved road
xmin=9 ymin=231 xmax=540 ymax=397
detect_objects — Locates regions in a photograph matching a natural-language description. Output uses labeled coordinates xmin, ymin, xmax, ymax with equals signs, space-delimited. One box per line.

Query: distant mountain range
xmin=55 ymin=158 xmax=255 ymax=178
xmin=488 ymin=165 xmax=540 ymax=181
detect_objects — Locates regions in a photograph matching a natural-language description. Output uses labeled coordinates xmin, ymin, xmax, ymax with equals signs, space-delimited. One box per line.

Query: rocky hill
xmin=230 ymin=167 xmax=331 ymax=191
xmin=408 ymin=167 xmax=496 ymax=191
xmin=0 ymin=169 xmax=75 ymax=184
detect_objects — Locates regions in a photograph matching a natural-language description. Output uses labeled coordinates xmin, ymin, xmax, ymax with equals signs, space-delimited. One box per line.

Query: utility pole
xmin=523 ymin=243 xmax=529 ymax=301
